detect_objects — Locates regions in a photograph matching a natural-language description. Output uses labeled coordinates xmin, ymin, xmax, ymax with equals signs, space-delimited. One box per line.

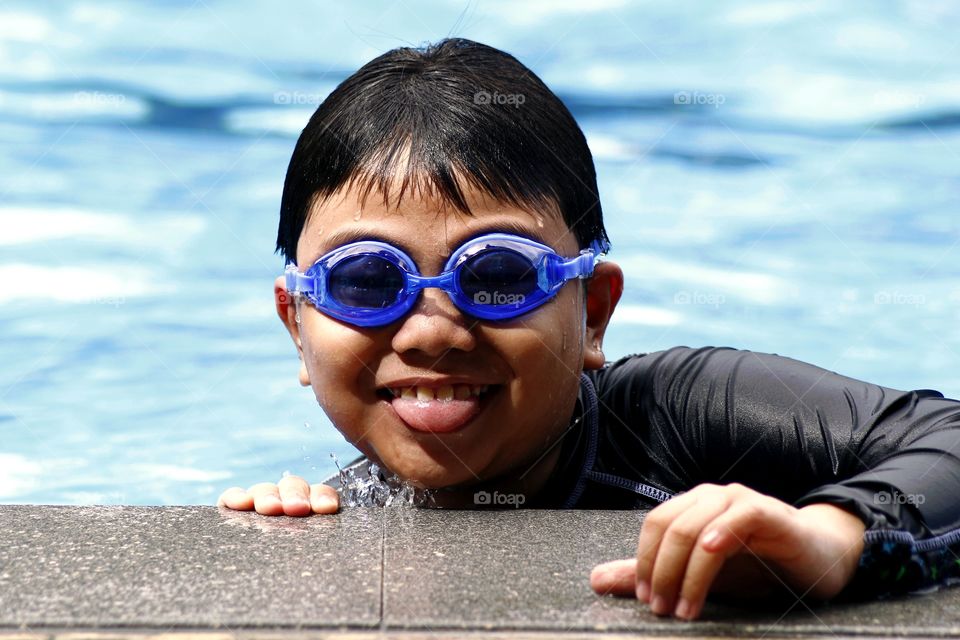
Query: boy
xmin=219 ymin=38 xmax=960 ymax=621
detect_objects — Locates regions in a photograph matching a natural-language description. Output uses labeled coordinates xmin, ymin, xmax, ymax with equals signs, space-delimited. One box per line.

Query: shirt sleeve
xmin=596 ymin=345 xmax=960 ymax=601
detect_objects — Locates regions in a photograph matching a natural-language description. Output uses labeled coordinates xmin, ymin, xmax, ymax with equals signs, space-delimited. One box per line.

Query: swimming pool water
xmin=2 ymin=0 xmax=959 ymax=504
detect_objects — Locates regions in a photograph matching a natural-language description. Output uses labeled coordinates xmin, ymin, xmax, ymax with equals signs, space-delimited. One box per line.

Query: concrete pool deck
xmin=1 ymin=506 xmax=958 ymax=639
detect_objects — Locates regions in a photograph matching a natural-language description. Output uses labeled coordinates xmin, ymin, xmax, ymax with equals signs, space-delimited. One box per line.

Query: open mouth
xmin=376 ymin=383 xmax=499 ymax=433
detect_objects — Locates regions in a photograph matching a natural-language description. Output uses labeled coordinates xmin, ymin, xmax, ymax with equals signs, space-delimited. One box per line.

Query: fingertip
xmin=701 ymin=528 xmax=734 ymax=555
xmin=590 ymin=565 xmax=612 ymax=593
xmin=589 ymin=576 xmax=604 ymax=594
xmin=253 ymin=493 xmax=284 ymax=516
xmin=701 ymin=528 xmax=721 ymax=549
xmin=282 ymin=499 xmax=313 ymax=517
xmin=310 ymin=484 xmax=340 ymax=514
xmin=589 ymin=558 xmax=636 ymax=597
xmin=218 ymin=488 xmax=253 ymax=511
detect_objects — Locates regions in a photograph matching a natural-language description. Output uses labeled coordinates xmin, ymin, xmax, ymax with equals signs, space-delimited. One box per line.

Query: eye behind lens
xmin=329 ymin=254 xmax=405 ymax=309
xmin=458 ymin=249 xmax=538 ymax=305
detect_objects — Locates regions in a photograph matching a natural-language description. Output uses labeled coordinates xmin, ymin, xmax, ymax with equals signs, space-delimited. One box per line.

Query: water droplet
xmin=353 ymin=209 xmax=363 ymax=221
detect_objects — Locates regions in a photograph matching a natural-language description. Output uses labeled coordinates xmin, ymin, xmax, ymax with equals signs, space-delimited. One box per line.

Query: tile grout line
xmin=379 ymin=509 xmax=387 ymax=632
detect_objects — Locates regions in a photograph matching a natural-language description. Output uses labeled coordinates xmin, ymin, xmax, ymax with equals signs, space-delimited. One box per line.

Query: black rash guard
xmin=328 ymin=346 xmax=960 ymax=602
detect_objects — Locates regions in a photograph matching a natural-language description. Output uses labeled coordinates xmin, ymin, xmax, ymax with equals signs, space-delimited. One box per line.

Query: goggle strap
xmin=590 ymin=238 xmax=611 ymax=256
xmin=536 ymin=250 xmax=598 ymax=293
xmin=285 ymin=263 xmax=325 ymax=303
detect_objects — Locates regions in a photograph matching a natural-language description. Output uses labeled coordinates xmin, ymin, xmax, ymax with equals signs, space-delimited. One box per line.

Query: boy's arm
xmin=608 ymin=345 xmax=960 ymax=600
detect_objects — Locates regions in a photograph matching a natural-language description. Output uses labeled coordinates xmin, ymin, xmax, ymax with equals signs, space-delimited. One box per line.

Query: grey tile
xmin=0 ymin=506 xmax=383 ymax=628
xmin=4 ymin=505 xmax=960 ymax=636
xmin=382 ymin=509 xmax=646 ymax=631
xmin=381 ymin=508 xmax=960 ymax=635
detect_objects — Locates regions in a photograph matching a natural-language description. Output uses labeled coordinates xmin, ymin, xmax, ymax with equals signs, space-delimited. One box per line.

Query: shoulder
xmin=586 ymin=345 xmax=747 ymax=397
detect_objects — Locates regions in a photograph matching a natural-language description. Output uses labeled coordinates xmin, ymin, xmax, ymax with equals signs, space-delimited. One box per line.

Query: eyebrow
xmin=307 ymin=219 xmax=555 ymax=265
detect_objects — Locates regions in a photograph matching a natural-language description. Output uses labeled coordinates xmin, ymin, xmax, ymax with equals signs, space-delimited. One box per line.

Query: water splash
xmin=330 ymin=453 xmax=435 ymax=507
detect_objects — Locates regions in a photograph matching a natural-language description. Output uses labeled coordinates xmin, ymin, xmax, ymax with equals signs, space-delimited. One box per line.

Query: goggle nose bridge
xmin=402 ymin=270 xmax=459 ymax=295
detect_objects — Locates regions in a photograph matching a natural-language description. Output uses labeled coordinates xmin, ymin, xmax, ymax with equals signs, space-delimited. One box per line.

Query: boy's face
xmin=275 ymin=181 xmax=621 ymax=492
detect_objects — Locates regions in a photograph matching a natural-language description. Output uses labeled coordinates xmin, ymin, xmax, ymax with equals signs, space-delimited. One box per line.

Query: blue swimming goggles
xmin=284 ymin=232 xmax=610 ymax=327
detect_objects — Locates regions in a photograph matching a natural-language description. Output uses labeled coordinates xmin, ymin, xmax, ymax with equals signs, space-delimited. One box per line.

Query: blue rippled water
xmin=2 ymin=1 xmax=959 ymax=504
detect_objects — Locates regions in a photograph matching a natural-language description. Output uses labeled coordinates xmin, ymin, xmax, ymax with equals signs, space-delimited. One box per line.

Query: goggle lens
xmin=329 ymin=255 xmax=405 ymax=309
xmin=458 ymin=249 xmax=539 ymax=306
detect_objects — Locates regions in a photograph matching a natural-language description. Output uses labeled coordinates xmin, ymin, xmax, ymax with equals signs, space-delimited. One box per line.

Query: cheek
xmin=299 ymin=314 xmax=381 ymax=409
xmin=521 ymin=288 xmax=584 ymax=367
xmin=488 ymin=291 xmax=585 ymax=423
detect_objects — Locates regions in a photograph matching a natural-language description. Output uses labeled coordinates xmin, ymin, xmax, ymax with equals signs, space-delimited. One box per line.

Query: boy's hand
xmin=589 ymin=482 xmax=865 ymax=620
xmin=217 ymin=475 xmax=340 ymax=516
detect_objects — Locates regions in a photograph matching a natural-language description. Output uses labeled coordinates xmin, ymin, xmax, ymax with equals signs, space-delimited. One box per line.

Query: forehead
xmin=296 ymin=183 xmax=575 ymax=267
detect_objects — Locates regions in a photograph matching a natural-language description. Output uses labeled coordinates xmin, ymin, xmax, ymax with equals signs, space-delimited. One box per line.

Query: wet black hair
xmin=275 ymin=37 xmax=608 ymax=265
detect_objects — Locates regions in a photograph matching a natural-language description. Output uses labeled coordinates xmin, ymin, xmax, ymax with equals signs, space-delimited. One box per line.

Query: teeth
xmin=390 ymin=383 xmax=491 ymax=402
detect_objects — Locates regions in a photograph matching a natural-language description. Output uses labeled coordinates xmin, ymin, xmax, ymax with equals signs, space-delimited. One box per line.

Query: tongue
xmin=391 ymin=395 xmax=481 ymax=433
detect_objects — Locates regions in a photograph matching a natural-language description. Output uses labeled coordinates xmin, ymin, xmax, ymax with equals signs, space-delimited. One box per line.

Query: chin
xmin=387 ymin=456 xmax=480 ymax=490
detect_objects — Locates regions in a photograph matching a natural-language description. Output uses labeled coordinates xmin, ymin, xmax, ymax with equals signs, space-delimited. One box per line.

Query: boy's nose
xmin=390 ymin=288 xmax=477 ymax=357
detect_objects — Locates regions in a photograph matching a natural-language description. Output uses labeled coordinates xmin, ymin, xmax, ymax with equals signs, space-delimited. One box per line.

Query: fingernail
xmin=650 ymin=594 xmax=669 ymax=615
xmin=675 ymin=598 xmax=691 ymax=619
xmin=317 ymin=495 xmax=337 ymax=509
xmin=635 ymin=579 xmax=650 ymax=602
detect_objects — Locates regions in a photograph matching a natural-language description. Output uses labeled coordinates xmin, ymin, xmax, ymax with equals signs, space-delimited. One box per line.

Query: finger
xmin=677 ymin=499 xmax=796 ymax=620
xmin=278 ymin=475 xmax=312 ymax=517
xmin=310 ymin=483 xmax=340 ymax=514
xmin=634 ymin=489 xmax=706 ymax=603
xmin=647 ymin=495 xmax=732 ymax=616
xmin=590 ymin=558 xmax=636 ymax=597
xmin=671 ymin=525 xmax=735 ymax=620
xmin=217 ymin=487 xmax=253 ymax=511
xmin=248 ymin=482 xmax=284 ymax=516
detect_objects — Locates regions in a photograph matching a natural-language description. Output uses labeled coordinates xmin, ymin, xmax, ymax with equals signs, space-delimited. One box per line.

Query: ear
xmin=582 ymin=261 xmax=624 ymax=370
xmin=274 ymin=276 xmax=311 ymax=387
